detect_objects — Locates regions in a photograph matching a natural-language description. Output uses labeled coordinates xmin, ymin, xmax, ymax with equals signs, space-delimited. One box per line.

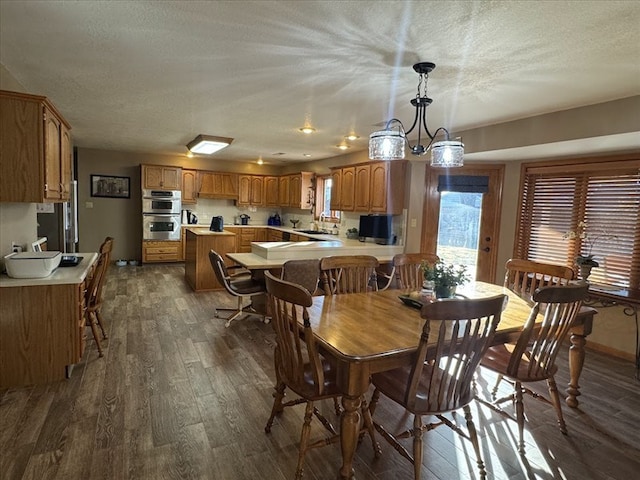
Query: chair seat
xmin=283 ymin=358 xmax=342 ymax=400
xmin=372 ymin=363 xmax=474 ymax=415
xmin=481 ymin=343 xmax=558 ymax=382
xmin=228 ymin=277 xmax=266 ymax=295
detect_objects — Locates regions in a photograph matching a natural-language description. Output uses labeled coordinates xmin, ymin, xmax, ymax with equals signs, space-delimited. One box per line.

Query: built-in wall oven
xmin=142 ymin=189 xmax=181 ymax=240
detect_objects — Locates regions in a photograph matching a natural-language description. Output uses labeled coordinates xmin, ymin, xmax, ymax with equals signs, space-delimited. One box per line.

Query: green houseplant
xmin=421 ymin=260 xmax=470 ymax=298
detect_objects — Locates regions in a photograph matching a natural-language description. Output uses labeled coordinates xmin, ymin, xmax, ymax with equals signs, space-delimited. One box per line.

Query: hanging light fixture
xmin=369 ymin=62 xmax=464 ymax=167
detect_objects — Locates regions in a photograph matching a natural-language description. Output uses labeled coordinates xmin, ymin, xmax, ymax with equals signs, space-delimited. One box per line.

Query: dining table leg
xmin=566 ymin=309 xmax=594 ymax=408
xmin=338 ymin=393 xmax=360 ymax=480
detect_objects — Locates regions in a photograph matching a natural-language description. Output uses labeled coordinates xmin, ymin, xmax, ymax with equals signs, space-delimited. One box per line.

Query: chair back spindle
xmin=319 ymin=255 xmax=379 ymax=295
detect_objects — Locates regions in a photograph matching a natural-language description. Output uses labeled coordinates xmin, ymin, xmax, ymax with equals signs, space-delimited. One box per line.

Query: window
xmin=316 ymin=175 xmax=340 ymax=221
xmin=514 ymin=156 xmax=640 ymax=289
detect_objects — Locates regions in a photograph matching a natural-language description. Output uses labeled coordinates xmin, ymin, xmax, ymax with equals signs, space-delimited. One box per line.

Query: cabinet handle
xmin=60 ymin=183 xmax=65 ymax=192
xmin=44 ymin=184 xmax=49 ymax=191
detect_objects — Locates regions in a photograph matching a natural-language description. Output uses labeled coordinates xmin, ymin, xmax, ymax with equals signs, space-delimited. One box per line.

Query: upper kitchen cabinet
xmin=329 ymin=166 xmax=355 ymax=211
xmin=289 ymin=172 xmax=314 ymax=209
xmin=278 ymin=175 xmax=290 ymax=206
xmin=181 ymin=169 xmax=197 ymax=204
xmin=330 ymin=161 xmax=406 ymax=214
xmin=264 ymin=176 xmax=279 ymax=207
xmin=0 ymin=90 xmax=72 ymax=203
xmin=142 ymin=164 xmax=181 ymax=190
xmin=198 ymin=171 xmax=238 ymax=199
xmin=237 ymin=175 xmax=264 ymax=207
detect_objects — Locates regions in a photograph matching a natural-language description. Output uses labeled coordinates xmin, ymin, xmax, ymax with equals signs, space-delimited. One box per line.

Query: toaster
xmin=210 ymin=216 xmax=224 ymax=232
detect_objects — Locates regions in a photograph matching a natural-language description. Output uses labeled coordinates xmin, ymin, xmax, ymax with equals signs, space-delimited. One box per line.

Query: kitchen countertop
xmin=184 ymin=227 xmax=237 ymax=236
xmin=0 ymin=252 xmax=98 ymax=287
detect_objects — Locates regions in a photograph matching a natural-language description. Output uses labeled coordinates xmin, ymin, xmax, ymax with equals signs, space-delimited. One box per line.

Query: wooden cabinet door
xmin=60 ymin=124 xmax=72 ymax=201
xmin=354 ymin=164 xmax=370 ymax=211
xmin=182 ymin=169 xmax=197 ymax=204
xmin=161 ymin=167 xmax=180 ymax=190
xmin=264 ymin=176 xmax=279 ymax=207
xmin=143 ymin=165 xmax=181 ymax=190
xmin=369 ymin=162 xmax=389 ymax=212
xmin=143 ymin=165 xmax=164 ymax=189
xmin=221 ymin=173 xmax=239 ymax=197
xmin=289 ymin=174 xmax=301 ymax=207
xmin=44 ymin=105 xmax=63 ymax=201
xmin=250 ymin=176 xmax=264 ymax=205
xmin=330 ymin=169 xmax=342 ymax=211
xmin=237 ymin=175 xmax=251 ymax=205
xmin=340 ymin=167 xmax=355 ymax=211
xmin=278 ymin=175 xmax=290 ymax=206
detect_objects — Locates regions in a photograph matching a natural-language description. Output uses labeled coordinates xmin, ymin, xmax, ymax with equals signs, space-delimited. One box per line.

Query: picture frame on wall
xmin=90 ymin=174 xmax=130 ymax=199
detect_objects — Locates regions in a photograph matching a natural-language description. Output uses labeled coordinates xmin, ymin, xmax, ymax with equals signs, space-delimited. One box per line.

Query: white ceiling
xmin=1 ymin=1 xmax=639 ymax=164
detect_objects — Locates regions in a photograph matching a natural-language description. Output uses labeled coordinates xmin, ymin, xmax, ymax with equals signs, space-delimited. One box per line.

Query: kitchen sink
xmin=295 ymin=229 xmax=326 ymax=235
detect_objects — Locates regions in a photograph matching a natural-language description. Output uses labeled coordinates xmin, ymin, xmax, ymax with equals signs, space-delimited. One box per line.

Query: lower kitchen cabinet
xmin=184 ymin=228 xmax=237 ymax=291
xmin=142 ymin=240 xmax=182 ymax=263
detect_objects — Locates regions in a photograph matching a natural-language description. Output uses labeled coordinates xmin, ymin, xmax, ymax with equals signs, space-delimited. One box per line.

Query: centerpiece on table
xmin=563 ymin=221 xmax=617 ymax=280
xmin=421 ymin=260 xmax=470 ymax=298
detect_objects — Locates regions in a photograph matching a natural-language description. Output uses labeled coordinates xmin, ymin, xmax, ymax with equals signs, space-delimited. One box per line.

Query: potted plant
xmin=346 ymin=227 xmax=359 ymax=239
xmin=421 ymin=260 xmax=470 ymax=298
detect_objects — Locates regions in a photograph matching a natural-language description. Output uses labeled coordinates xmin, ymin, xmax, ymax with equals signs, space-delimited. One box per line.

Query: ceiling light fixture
xmin=368 ymin=62 xmax=464 ymax=167
xmin=345 ymin=134 xmax=360 ymax=141
xmin=187 ymin=134 xmax=233 ymax=155
xmin=336 ymin=144 xmax=350 ymax=150
xmin=299 ymin=126 xmax=316 ymax=134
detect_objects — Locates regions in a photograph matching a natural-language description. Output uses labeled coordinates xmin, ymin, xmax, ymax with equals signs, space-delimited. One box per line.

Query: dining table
xmin=303 ymin=281 xmax=596 ymax=480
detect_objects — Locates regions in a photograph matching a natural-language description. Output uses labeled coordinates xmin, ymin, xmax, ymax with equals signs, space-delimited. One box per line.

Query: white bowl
xmin=115 ymin=259 xmax=127 ymax=267
xmin=4 ymin=251 xmax=62 ymax=278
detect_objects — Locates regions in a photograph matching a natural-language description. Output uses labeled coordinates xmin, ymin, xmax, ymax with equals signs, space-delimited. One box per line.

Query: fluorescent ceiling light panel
xmin=187 ymin=134 xmax=233 ymax=154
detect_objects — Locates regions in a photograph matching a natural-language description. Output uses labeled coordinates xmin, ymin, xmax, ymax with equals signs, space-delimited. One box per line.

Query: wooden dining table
xmin=304 ymin=281 xmax=596 ymax=480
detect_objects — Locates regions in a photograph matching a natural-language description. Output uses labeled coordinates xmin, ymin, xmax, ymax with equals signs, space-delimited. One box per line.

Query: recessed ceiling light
xmin=257 ymin=156 xmax=264 ymax=165
xmin=345 ymin=134 xmax=360 ymax=141
xmin=186 ymin=134 xmax=233 ymax=155
xmin=303 ymin=153 xmax=312 ymax=157
xmin=336 ymin=144 xmax=350 ymax=150
xmin=299 ymin=126 xmax=316 ymax=134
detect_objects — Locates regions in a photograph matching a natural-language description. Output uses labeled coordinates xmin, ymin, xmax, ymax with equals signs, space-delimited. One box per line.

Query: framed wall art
xmin=90 ymin=174 xmax=131 ymax=198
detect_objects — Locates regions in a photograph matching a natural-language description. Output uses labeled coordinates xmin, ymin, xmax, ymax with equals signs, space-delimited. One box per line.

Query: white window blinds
xmin=514 ymin=158 xmax=640 ymax=289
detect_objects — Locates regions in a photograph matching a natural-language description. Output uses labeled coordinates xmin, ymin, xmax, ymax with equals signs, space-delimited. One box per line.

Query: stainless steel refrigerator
xmin=36 ymin=180 xmax=78 ymax=253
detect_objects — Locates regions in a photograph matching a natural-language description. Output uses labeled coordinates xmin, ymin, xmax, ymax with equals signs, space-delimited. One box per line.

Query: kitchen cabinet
xmin=268 ymin=228 xmax=284 ymax=242
xmin=278 ymin=175 xmax=290 ymax=206
xmin=198 ymin=171 xmax=238 ymax=199
xmin=181 ymin=169 xmax=197 ymax=204
xmin=142 ymin=164 xmax=181 ymax=190
xmin=288 ymin=172 xmax=314 ymax=209
xmin=184 ymin=229 xmax=237 ymax=291
xmin=264 ymin=176 xmax=279 ymax=207
xmin=227 ymin=227 xmax=267 ymax=253
xmin=142 ymin=240 xmax=182 ymax=263
xmin=237 ymin=175 xmax=264 ymax=206
xmin=0 ymin=253 xmax=97 ymax=388
xmin=330 ymin=161 xmax=406 ymax=214
xmin=0 ymin=90 xmax=72 ymax=203
xmin=329 ymin=166 xmax=355 ymax=211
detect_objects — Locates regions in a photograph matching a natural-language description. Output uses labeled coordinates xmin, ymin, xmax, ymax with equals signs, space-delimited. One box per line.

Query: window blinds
xmin=515 ymin=159 xmax=640 ymax=289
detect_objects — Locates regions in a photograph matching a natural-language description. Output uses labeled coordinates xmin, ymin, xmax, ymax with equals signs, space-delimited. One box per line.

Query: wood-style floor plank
xmin=1 ymin=263 xmax=639 ymax=480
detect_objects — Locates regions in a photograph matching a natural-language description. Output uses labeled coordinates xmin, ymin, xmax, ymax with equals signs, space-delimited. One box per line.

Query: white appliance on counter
xmin=142 ymin=189 xmax=181 ymax=240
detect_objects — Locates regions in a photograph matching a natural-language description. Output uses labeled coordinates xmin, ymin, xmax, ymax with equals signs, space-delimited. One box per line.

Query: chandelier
xmin=369 ymin=62 xmax=464 ymax=167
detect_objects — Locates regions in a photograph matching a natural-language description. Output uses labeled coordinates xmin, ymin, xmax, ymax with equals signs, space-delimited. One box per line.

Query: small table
xmin=304 ymin=282 xmax=595 ymax=480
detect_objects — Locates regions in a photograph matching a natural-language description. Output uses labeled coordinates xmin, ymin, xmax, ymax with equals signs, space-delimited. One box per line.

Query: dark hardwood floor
xmin=1 ymin=264 xmax=639 ymax=479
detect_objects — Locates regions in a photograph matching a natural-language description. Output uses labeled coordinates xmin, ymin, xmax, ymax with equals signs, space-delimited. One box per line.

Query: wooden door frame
xmin=420 ymin=163 xmax=505 ymax=283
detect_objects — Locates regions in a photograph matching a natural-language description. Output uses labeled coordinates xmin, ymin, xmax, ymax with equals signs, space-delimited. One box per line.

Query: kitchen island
xmin=184 ymin=227 xmax=237 ymax=291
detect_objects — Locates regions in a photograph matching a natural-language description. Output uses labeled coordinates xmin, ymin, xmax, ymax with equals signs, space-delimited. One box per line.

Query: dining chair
xmin=379 ymin=252 xmax=440 ymax=290
xmin=208 ymin=250 xmax=268 ymax=327
xmin=504 ymin=258 xmax=575 ymax=303
xmin=319 ymin=255 xmax=379 ymax=295
xmin=478 ymin=283 xmax=589 ymax=454
xmin=263 ymin=271 xmax=379 ymax=479
xmin=281 ymin=258 xmax=321 ymax=296
xmin=367 ymin=294 xmax=507 ymax=480
xmin=84 ymin=236 xmax=114 ymax=358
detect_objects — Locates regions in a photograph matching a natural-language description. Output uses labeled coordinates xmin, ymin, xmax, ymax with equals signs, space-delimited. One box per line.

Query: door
xmin=421 ymin=164 xmax=504 ymax=283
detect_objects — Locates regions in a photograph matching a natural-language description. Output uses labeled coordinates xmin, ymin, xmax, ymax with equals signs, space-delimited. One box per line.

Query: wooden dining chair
xmin=84 ymin=236 xmax=114 ymax=358
xmin=208 ymin=250 xmax=268 ymax=327
xmin=263 ymin=271 xmax=379 ymax=479
xmin=368 ymin=294 xmax=507 ymax=480
xmin=281 ymin=258 xmax=321 ymax=295
xmin=319 ymin=255 xmax=379 ymax=295
xmin=504 ymin=258 xmax=575 ymax=303
xmin=478 ymin=283 xmax=589 ymax=454
xmin=379 ymin=252 xmax=440 ymax=290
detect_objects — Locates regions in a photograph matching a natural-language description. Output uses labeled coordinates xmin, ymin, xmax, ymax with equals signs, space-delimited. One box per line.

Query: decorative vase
xmin=579 ymin=264 xmax=593 ymax=281
xmin=435 ymin=284 xmax=456 ymax=299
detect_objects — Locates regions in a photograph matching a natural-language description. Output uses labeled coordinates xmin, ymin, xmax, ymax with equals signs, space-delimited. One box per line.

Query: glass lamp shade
xmin=369 ymin=130 xmax=405 ymax=160
xmin=430 ymin=140 xmax=464 ymax=167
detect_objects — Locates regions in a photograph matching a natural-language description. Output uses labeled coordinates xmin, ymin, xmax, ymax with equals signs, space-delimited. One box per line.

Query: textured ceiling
xmin=1 ymin=1 xmax=639 ymax=164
